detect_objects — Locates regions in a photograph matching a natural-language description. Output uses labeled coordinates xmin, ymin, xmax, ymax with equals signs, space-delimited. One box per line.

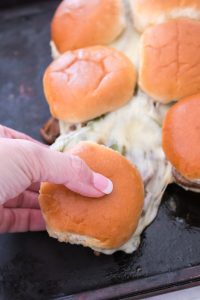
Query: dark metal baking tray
xmin=0 ymin=1 xmax=200 ymax=299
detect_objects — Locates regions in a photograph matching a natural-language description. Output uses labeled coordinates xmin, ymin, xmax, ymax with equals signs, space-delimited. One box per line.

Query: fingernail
xmin=93 ymin=173 xmax=113 ymax=194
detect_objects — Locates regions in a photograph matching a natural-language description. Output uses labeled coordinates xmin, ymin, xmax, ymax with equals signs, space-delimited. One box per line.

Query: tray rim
xmin=57 ymin=265 xmax=200 ymax=300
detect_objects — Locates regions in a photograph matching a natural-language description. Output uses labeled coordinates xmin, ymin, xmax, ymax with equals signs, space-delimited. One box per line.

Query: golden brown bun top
xmin=162 ymin=94 xmax=200 ymax=180
xmin=131 ymin=0 xmax=200 ymax=32
xmin=51 ymin=0 xmax=125 ymax=53
xmin=43 ymin=46 xmax=136 ymax=123
xmin=139 ymin=19 xmax=200 ymax=103
xmin=39 ymin=142 xmax=144 ymax=249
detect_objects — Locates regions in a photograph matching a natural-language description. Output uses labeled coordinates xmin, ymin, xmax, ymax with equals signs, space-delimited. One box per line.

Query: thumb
xmin=21 ymin=140 xmax=113 ymax=198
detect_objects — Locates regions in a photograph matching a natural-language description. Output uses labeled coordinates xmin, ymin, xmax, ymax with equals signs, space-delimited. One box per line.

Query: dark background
xmin=0 ymin=1 xmax=200 ymax=299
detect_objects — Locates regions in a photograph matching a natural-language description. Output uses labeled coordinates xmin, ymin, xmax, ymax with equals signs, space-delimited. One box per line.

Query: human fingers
xmin=4 ymin=191 xmax=40 ymax=209
xmin=0 ymin=125 xmax=46 ymax=147
xmin=0 ymin=139 xmax=113 ymax=204
xmin=0 ymin=207 xmax=45 ymax=233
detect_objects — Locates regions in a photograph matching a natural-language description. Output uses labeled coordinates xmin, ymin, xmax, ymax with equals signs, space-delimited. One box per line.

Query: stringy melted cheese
xmin=51 ymin=91 xmax=173 ymax=254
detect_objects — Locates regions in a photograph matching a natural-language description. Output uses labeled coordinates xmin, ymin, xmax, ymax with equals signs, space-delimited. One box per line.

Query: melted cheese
xmin=136 ymin=7 xmax=200 ymax=32
xmin=59 ymin=121 xmax=82 ymax=135
xmin=50 ymin=40 xmax=60 ymax=60
xmin=111 ymin=0 xmax=140 ymax=67
xmin=51 ymin=91 xmax=172 ymax=254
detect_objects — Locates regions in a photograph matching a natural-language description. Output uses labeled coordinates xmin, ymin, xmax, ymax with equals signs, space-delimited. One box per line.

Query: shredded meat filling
xmin=40 ymin=117 xmax=60 ymax=145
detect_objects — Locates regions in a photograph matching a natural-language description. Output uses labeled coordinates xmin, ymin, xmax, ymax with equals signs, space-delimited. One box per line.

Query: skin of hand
xmin=0 ymin=125 xmax=113 ymax=233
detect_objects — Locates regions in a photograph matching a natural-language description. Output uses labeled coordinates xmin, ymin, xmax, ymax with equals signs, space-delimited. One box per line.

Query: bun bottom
xmin=46 ymin=226 xmax=139 ymax=255
xmin=172 ymin=168 xmax=200 ymax=193
xmin=47 ymin=226 xmax=103 ymax=250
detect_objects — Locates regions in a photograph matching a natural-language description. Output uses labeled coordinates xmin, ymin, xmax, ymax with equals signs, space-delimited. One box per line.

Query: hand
xmin=0 ymin=125 xmax=113 ymax=233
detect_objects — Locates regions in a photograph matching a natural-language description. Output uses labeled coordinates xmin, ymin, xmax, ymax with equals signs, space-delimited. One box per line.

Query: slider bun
xmin=131 ymin=0 xmax=200 ymax=32
xmin=39 ymin=142 xmax=144 ymax=250
xmin=43 ymin=46 xmax=136 ymax=123
xmin=139 ymin=19 xmax=200 ymax=103
xmin=162 ymin=94 xmax=200 ymax=180
xmin=51 ymin=0 xmax=125 ymax=53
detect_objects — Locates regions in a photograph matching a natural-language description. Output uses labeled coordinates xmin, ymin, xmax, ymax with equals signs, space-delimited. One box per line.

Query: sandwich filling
xmin=51 ymin=91 xmax=172 ymax=254
xmin=135 ymin=7 xmax=200 ymax=32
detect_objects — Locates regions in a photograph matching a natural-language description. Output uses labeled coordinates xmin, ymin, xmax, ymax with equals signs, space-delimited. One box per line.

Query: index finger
xmin=0 ymin=207 xmax=45 ymax=233
xmin=0 ymin=125 xmax=47 ymax=146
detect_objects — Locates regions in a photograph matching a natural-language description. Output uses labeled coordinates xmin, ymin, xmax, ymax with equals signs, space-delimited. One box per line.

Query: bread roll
xmin=39 ymin=142 xmax=144 ymax=250
xmin=51 ymin=0 xmax=125 ymax=54
xmin=139 ymin=19 xmax=200 ymax=103
xmin=43 ymin=46 xmax=136 ymax=123
xmin=162 ymin=93 xmax=200 ymax=180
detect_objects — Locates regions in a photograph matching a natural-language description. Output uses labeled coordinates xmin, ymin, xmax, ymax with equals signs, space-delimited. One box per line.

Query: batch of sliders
xmin=39 ymin=0 xmax=200 ymax=255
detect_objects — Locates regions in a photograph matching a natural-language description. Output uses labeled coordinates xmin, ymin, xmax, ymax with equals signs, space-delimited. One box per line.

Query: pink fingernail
xmin=93 ymin=173 xmax=113 ymax=194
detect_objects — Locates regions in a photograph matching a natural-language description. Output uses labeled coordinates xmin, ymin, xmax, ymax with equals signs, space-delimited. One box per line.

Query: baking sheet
xmin=0 ymin=1 xmax=200 ymax=299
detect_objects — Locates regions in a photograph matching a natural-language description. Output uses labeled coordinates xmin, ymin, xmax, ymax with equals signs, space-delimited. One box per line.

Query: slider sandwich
xmin=39 ymin=142 xmax=144 ymax=253
xmin=50 ymin=0 xmax=140 ymax=65
xmin=162 ymin=93 xmax=200 ymax=192
xmin=43 ymin=46 xmax=137 ymax=134
xmin=139 ymin=19 xmax=200 ymax=103
xmin=131 ymin=0 xmax=200 ymax=32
